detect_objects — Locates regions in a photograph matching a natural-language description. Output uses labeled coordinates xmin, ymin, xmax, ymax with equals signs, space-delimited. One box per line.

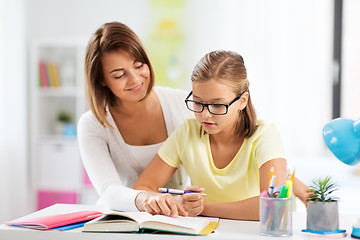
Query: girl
xmin=133 ymin=50 xmax=289 ymax=220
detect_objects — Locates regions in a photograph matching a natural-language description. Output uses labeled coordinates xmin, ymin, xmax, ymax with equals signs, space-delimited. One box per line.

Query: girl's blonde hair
xmin=191 ymin=50 xmax=257 ymax=138
xmin=84 ymin=22 xmax=154 ymax=128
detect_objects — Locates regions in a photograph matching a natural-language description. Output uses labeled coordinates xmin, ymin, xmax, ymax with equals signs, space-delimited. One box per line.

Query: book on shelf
xmin=39 ymin=60 xmax=49 ymax=87
xmin=83 ymin=211 xmax=219 ymax=235
xmin=46 ymin=61 xmax=53 ymax=87
xmin=48 ymin=61 xmax=60 ymax=87
xmin=5 ymin=210 xmax=102 ymax=230
xmin=38 ymin=60 xmax=60 ymax=88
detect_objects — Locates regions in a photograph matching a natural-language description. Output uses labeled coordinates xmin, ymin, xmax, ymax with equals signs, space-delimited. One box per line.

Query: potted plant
xmin=54 ymin=110 xmax=72 ymax=135
xmin=306 ymin=176 xmax=339 ymax=232
xmin=57 ymin=111 xmax=72 ymax=123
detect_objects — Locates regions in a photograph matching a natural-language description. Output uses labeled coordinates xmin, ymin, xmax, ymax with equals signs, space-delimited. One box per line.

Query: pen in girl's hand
xmin=158 ymin=188 xmax=207 ymax=196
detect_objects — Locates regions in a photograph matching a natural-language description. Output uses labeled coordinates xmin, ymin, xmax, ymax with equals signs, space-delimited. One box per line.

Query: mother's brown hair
xmin=84 ymin=22 xmax=154 ymax=128
xmin=191 ymin=50 xmax=257 ymax=138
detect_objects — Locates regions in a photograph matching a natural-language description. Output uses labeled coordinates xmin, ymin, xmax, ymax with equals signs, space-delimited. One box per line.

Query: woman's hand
xmin=135 ymin=191 xmax=188 ymax=218
xmin=181 ymin=186 xmax=205 ymax=217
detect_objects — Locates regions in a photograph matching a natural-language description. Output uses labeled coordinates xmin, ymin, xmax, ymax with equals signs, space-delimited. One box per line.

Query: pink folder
xmin=6 ymin=210 xmax=102 ymax=230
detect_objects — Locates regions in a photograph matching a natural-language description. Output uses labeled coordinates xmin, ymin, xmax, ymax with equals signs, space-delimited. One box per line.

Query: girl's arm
xmin=202 ymin=196 xmax=260 ymax=220
xmin=293 ymin=177 xmax=310 ymax=207
xmin=200 ymin=158 xmax=287 ymax=220
xmin=132 ymin=154 xmax=188 ymax=217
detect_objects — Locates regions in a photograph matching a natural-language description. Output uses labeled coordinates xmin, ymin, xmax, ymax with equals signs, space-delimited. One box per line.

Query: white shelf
xmin=37 ymin=87 xmax=79 ymax=97
xmin=38 ymin=135 xmax=78 ymax=141
xmin=29 ymin=38 xmax=93 ymax=211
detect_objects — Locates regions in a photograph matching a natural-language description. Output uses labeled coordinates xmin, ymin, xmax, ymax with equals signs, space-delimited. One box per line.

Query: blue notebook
xmin=52 ymin=220 xmax=89 ymax=231
xmin=302 ymin=229 xmax=346 ymax=235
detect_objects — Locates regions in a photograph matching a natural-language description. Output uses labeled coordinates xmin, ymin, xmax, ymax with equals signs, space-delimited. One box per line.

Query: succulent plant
xmin=307 ymin=176 xmax=339 ymax=202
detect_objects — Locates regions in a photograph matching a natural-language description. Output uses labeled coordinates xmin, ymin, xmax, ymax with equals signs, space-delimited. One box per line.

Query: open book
xmin=83 ymin=211 xmax=219 ymax=235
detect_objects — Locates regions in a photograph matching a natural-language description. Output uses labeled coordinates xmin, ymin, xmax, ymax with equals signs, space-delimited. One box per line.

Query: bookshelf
xmin=29 ymin=38 xmax=98 ymax=210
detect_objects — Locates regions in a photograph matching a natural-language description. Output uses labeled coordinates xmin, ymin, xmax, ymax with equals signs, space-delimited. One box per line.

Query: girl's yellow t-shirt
xmin=158 ymin=119 xmax=286 ymax=202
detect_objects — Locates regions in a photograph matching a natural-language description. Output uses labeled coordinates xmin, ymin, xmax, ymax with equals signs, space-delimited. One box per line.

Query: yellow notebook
xmin=83 ymin=211 xmax=218 ymax=235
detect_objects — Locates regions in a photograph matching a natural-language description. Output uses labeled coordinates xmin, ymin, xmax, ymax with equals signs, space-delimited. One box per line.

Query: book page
xmin=140 ymin=215 xmax=210 ymax=233
xmin=101 ymin=211 xmax=153 ymax=223
xmin=196 ymin=215 xmax=220 ymax=223
xmin=83 ymin=212 xmax=153 ymax=232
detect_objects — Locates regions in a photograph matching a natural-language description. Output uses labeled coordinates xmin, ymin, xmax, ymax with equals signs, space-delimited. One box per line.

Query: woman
xmin=77 ymin=21 xmax=193 ymax=212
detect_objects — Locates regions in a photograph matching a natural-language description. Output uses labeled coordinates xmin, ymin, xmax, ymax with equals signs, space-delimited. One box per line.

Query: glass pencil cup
xmin=260 ymin=197 xmax=292 ymax=237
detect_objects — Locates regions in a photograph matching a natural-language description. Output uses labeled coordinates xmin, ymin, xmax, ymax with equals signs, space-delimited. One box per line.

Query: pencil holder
xmin=260 ymin=197 xmax=292 ymax=237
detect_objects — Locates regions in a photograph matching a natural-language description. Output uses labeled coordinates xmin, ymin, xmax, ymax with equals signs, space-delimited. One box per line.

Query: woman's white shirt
xmin=77 ymin=86 xmax=193 ymax=211
xmin=126 ymin=142 xmax=163 ymax=169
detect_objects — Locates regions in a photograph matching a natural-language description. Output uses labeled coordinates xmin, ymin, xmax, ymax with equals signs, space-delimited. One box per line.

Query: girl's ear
xmin=239 ymin=92 xmax=249 ymax=110
xmin=101 ymin=81 xmax=107 ymax=87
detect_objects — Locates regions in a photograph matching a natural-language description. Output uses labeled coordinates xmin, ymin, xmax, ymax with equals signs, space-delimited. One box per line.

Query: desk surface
xmin=0 ymin=204 xmax=358 ymax=240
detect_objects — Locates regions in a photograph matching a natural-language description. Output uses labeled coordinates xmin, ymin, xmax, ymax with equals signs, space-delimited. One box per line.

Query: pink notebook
xmin=6 ymin=210 xmax=102 ymax=230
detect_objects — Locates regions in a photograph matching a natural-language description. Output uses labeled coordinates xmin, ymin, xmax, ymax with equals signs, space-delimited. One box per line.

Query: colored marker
xmin=278 ymin=185 xmax=288 ymax=198
xmin=268 ymin=175 xmax=276 ymax=197
xmin=290 ymin=170 xmax=295 ymax=183
xmin=260 ymin=190 xmax=270 ymax=227
xmin=282 ymin=169 xmax=290 ymax=186
xmin=261 ymin=190 xmax=269 ymax=198
xmin=285 ymin=180 xmax=293 ymax=198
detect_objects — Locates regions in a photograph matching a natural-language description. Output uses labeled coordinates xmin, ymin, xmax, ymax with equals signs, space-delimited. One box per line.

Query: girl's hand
xmin=135 ymin=191 xmax=188 ymax=218
xmin=181 ymin=186 xmax=205 ymax=217
xmin=293 ymin=177 xmax=311 ymax=207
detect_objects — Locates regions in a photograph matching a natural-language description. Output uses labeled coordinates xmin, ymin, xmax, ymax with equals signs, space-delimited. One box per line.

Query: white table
xmin=0 ymin=204 xmax=357 ymax=240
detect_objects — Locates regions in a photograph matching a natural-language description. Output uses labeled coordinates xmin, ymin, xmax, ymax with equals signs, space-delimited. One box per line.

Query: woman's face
xmin=192 ymin=80 xmax=247 ymax=136
xmin=101 ymin=49 xmax=150 ymax=103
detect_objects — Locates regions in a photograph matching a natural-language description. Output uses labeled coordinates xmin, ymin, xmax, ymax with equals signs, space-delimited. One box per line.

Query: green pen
xmin=278 ymin=185 xmax=288 ymax=198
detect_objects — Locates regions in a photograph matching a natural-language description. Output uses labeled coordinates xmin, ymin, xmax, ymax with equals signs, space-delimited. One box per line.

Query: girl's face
xmin=192 ymin=80 xmax=248 ymax=136
xmin=101 ymin=49 xmax=150 ymax=103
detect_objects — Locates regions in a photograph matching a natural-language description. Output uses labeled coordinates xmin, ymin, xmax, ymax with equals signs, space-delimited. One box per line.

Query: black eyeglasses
xmin=184 ymin=91 xmax=246 ymax=115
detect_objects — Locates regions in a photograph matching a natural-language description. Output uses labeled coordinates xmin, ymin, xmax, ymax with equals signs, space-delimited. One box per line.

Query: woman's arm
xmin=200 ymin=158 xmax=287 ymax=220
xmin=132 ymin=154 xmax=188 ymax=217
xmin=78 ymin=113 xmax=141 ymax=212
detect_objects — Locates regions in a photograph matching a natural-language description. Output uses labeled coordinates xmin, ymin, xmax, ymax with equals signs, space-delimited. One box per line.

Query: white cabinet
xmin=37 ymin=139 xmax=82 ymax=190
xmin=29 ymin=38 xmax=98 ymax=210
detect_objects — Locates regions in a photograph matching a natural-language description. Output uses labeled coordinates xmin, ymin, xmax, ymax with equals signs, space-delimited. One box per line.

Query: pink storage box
xmin=37 ymin=190 xmax=78 ymax=210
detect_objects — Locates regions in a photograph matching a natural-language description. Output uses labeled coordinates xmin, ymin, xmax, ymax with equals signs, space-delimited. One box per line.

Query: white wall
xmin=342 ymin=0 xmax=360 ymax=119
xmin=0 ymin=0 xmax=8 ymax=222
xmin=26 ymin=0 xmax=150 ymax=41
xmin=0 ymin=0 xmax=29 ymax=222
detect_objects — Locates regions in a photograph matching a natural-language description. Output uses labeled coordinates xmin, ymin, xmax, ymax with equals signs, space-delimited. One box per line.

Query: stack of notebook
xmin=5 ymin=210 xmax=102 ymax=231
